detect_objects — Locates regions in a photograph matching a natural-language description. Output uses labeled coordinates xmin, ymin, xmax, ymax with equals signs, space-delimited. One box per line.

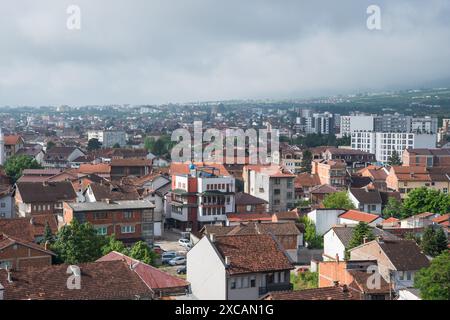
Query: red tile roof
xmin=78 ymin=163 xmax=111 ymax=174
xmin=226 ymin=213 xmax=273 ymax=222
xmin=339 ymin=210 xmax=381 ymax=223
xmin=264 ymin=286 xmax=357 ymax=300
xmin=170 ymin=162 xmax=230 ymax=176
xmin=432 ymin=213 xmax=449 ymax=225
xmin=97 ymin=251 xmax=189 ymax=295
xmin=244 ymin=164 xmax=295 ymax=178
xmin=4 ymin=135 xmax=23 ymax=146
xmin=0 ymin=260 xmax=152 ymax=300
xmin=0 ymin=234 xmax=55 ymax=256
xmin=213 ymin=234 xmax=294 ymax=275
xmin=0 ymin=215 xmax=58 ymax=242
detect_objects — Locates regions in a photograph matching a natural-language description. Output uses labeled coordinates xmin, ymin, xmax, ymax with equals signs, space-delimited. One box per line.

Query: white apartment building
xmin=340 ymin=115 xmax=375 ymax=136
xmin=351 ymin=132 xmax=436 ymax=163
xmin=87 ymin=130 xmax=127 ymax=148
xmin=341 ymin=114 xmax=438 ymax=137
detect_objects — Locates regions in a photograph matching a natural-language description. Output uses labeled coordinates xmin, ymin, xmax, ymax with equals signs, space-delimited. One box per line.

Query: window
xmin=121 ymin=225 xmax=135 ymax=234
xmin=274 ymin=178 xmax=281 ymax=185
xmin=250 ymin=277 xmax=256 ymax=288
xmin=0 ymin=203 xmax=5 ymax=208
xmin=123 ymin=211 xmax=133 ymax=219
xmin=398 ymin=271 xmax=405 ymax=280
xmin=274 ymin=189 xmax=281 ymax=195
xmin=287 ymin=192 xmax=293 ymax=199
xmin=94 ymin=212 xmax=108 ymax=220
xmin=230 ymin=279 xmax=236 ymax=289
xmin=406 ymin=271 xmax=412 ymax=281
xmin=96 ymin=227 xmax=107 ymax=235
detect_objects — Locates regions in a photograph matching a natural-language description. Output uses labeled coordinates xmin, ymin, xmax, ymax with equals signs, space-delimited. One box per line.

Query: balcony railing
xmin=258 ymin=283 xmax=293 ymax=296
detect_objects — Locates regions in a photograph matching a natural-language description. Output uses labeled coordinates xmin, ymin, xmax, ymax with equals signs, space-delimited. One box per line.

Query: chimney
xmin=341 ymin=284 xmax=348 ymax=293
xmin=29 ymin=217 xmax=34 ymax=225
xmin=0 ymin=283 xmax=4 ymax=300
xmin=376 ymin=236 xmax=384 ymax=243
xmin=333 ymin=280 xmax=339 ymax=287
xmin=43 ymin=180 xmax=48 ymax=187
xmin=209 ymin=233 xmax=216 ymax=242
xmin=225 ymin=256 xmax=230 ymax=266
xmin=44 ymin=240 xmax=49 ymax=251
xmin=363 ymin=236 xmax=368 ymax=244
xmin=335 ymin=253 xmax=340 ymax=263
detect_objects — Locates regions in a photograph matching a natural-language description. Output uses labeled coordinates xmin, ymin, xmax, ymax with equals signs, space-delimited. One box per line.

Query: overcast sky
xmin=1 ymin=0 xmax=450 ymax=106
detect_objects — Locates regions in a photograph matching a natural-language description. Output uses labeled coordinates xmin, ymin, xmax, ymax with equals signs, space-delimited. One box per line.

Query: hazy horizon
xmin=1 ymin=0 xmax=450 ymax=106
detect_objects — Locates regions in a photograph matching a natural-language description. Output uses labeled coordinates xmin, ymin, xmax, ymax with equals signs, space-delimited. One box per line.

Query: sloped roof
xmin=0 ymin=214 xmax=58 ymax=242
xmin=16 ymin=181 xmax=76 ymax=203
xmin=330 ymin=225 xmax=399 ymax=247
xmin=339 ymin=210 xmax=381 ymax=223
xmin=378 ymin=240 xmax=430 ymax=271
xmin=349 ymin=188 xmax=382 ymax=204
xmin=264 ymin=286 xmax=357 ymax=300
xmin=234 ymin=192 xmax=267 ymax=205
xmin=97 ymin=251 xmax=189 ymax=293
xmin=214 ymin=234 xmax=294 ymax=275
xmin=0 ymin=260 xmax=152 ymax=300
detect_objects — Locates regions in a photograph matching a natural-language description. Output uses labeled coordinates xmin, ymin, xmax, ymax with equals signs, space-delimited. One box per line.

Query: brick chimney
xmin=30 ymin=217 xmax=34 ymax=225
xmin=209 ymin=233 xmax=216 ymax=242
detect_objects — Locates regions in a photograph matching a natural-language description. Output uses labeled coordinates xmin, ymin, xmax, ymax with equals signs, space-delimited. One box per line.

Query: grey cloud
xmin=0 ymin=0 xmax=449 ymax=105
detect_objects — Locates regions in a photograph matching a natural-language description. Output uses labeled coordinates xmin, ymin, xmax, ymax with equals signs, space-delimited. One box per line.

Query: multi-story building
xmin=0 ymin=128 xmax=4 ymax=166
xmin=279 ymin=143 xmax=303 ymax=174
xmin=402 ymin=148 xmax=450 ymax=167
xmin=15 ymin=181 xmax=77 ymax=219
xmin=321 ymin=147 xmax=375 ymax=170
xmin=63 ymin=199 xmax=155 ymax=244
xmin=351 ymin=131 xmax=436 ymax=163
xmin=304 ymin=112 xmax=335 ymax=135
xmin=386 ymin=166 xmax=450 ymax=198
xmin=167 ymin=165 xmax=235 ymax=232
xmin=87 ymin=130 xmax=127 ymax=148
xmin=243 ymin=165 xmax=296 ymax=212
xmin=311 ymin=159 xmax=348 ymax=188
xmin=340 ymin=115 xmax=375 ymax=136
xmin=187 ymin=234 xmax=294 ymax=300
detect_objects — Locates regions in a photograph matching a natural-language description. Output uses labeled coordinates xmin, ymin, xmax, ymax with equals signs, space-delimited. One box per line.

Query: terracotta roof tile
xmin=214 ymin=234 xmax=293 ymax=275
xmin=339 ymin=210 xmax=381 ymax=223
xmin=0 ymin=260 xmax=152 ymax=300
xmin=264 ymin=286 xmax=357 ymax=300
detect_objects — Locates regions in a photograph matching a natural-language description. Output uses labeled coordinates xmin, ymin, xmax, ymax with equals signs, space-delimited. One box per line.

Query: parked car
xmin=177 ymin=266 xmax=187 ymax=274
xmin=169 ymin=256 xmax=186 ymax=266
xmin=178 ymin=238 xmax=190 ymax=247
xmin=161 ymin=251 xmax=177 ymax=264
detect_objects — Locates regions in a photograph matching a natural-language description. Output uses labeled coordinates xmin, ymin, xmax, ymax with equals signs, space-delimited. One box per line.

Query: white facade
xmin=88 ymin=130 xmax=126 ymax=148
xmin=340 ymin=115 xmax=374 ymax=136
xmin=323 ymin=228 xmax=346 ymax=261
xmin=187 ymin=236 xmax=227 ymax=300
xmin=307 ymin=209 xmax=346 ymax=235
xmin=348 ymin=191 xmax=382 ymax=215
xmin=351 ymin=132 xmax=436 ymax=163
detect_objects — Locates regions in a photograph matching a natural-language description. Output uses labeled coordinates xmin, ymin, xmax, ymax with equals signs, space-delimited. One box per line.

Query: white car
xmin=178 ymin=238 xmax=190 ymax=247
xmin=169 ymin=256 xmax=186 ymax=266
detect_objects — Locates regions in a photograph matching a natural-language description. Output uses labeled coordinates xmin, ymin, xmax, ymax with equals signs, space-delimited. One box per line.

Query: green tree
xmin=300 ymin=150 xmax=312 ymax=173
xmin=298 ymin=216 xmax=323 ymax=249
xmin=421 ymin=226 xmax=449 ymax=257
xmin=4 ymin=155 xmax=42 ymax=182
xmin=87 ymin=138 xmax=102 ymax=151
xmin=323 ymin=191 xmax=355 ymax=210
xmin=52 ymin=220 xmax=106 ymax=264
xmin=46 ymin=140 xmax=56 ymax=151
xmin=415 ymin=251 xmax=450 ymax=300
xmin=128 ymin=241 xmax=158 ymax=266
xmin=112 ymin=143 xmax=121 ymax=148
xmin=101 ymin=234 xmax=128 ymax=256
xmin=402 ymin=187 xmax=450 ymax=217
xmin=345 ymin=222 xmax=375 ymax=259
xmin=290 ymin=271 xmax=318 ymax=290
xmin=387 ymin=149 xmax=402 ymax=166
xmin=144 ymin=137 xmax=156 ymax=152
xmin=382 ymin=197 xmax=404 ymax=219
xmin=42 ymin=222 xmax=54 ymax=244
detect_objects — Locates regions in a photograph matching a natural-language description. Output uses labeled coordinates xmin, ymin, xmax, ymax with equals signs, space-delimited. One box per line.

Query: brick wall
xmin=0 ymin=243 xmax=52 ymax=271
